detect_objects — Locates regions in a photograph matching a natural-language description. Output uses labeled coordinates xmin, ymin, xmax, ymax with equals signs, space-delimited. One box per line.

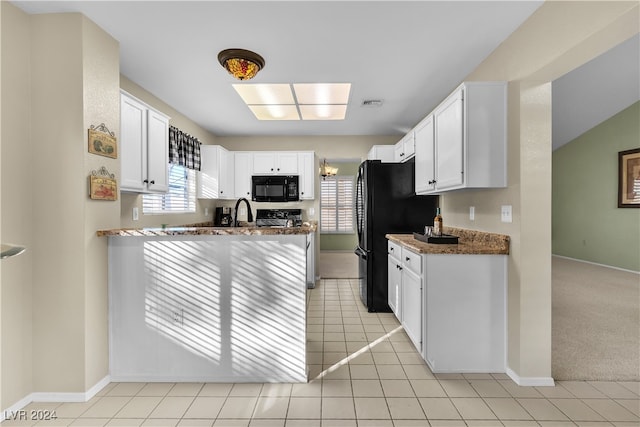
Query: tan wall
xmin=30 ymin=12 xmax=87 ymax=394
xmin=119 ymin=76 xmax=219 ymax=229
xmin=1 ymin=5 xmax=122 ymax=407
xmin=442 ymin=1 xmax=639 ymax=380
xmin=1 ymin=1 xmax=33 ymax=409
xmin=81 ymin=16 xmax=120 ymax=391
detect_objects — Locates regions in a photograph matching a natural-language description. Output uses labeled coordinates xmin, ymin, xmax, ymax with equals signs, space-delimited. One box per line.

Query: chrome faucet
xmin=233 ymin=198 xmax=254 ymax=227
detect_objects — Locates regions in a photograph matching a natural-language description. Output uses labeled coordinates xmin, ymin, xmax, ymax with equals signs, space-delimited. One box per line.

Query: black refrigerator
xmin=354 ymin=159 xmax=438 ymax=312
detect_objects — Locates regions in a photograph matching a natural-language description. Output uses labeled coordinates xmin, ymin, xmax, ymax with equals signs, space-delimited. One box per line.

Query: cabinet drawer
xmin=402 ymin=248 xmax=422 ymax=276
xmin=388 ymin=241 xmax=402 ymax=259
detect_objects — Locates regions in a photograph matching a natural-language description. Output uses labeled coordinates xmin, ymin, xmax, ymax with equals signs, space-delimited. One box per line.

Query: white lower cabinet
xmin=423 ymin=254 xmax=506 ymax=373
xmin=387 ymin=240 xmax=507 ymax=373
xmin=401 ymin=266 xmax=422 ymax=353
xmin=387 ymin=246 xmax=402 ymax=318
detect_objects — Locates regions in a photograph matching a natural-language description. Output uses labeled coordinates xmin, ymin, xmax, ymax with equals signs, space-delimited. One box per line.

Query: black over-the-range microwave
xmin=251 ymin=175 xmax=299 ymax=202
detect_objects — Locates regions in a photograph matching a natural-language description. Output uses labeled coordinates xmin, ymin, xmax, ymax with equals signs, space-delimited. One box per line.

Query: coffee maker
xmin=214 ymin=207 xmax=233 ymax=227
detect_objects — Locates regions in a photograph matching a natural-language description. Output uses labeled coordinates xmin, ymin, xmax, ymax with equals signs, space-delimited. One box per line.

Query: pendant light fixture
xmin=218 ymin=48 xmax=265 ymax=81
xmin=319 ymin=159 xmax=339 ymax=179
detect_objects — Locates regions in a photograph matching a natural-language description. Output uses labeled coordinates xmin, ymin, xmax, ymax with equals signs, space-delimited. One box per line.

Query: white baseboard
xmin=1 ymin=395 xmax=33 ymax=422
xmin=506 ymin=367 xmax=555 ymax=387
xmin=1 ymin=375 xmax=110 ymax=421
xmin=553 ymin=254 xmax=640 ymax=275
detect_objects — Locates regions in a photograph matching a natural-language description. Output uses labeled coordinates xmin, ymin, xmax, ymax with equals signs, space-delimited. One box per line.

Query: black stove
xmin=255 ymin=209 xmax=302 ymax=227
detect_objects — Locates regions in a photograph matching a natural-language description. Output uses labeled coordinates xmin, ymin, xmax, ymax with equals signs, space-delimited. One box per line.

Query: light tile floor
xmin=3 ymin=279 xmax=639 ymax=427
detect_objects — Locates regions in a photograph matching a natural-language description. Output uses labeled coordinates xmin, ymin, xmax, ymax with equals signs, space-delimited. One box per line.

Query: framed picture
xmin=88 ymin=126 xmax=117 ymax=159
xmin=618 ymin=148 xmax=640 ymax=208
xmin=89 ymin=167 xmax=118 ymax=201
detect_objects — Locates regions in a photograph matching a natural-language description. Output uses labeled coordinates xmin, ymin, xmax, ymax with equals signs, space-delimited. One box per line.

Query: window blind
xmin=142 ymin=164 xmax=196 ymax=214
xmin=320 ymin=175 xmax=354 ymax=233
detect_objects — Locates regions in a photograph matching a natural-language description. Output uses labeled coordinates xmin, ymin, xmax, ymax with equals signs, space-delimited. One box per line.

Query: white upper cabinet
xmin=368 ymin=145 xmax=395 ymax=162
xmin=297 ymin=151 xmax=315 ymax=200
xmin=253 ymin=152 xmax=298 ymax=175
xmin=197 ymin=145 xmax=235 ymax=199
xmin=120 ymin=90 xmax=170 ymax=193
xmin=394 ymin=132 xmax=415 ymax=162
xmin=434 ymin=89 xmax=464 ymax=190
xmin=414 ymin=115 xmax=435 ymax=194
xmin=234 ymin=152 xmax=253 ymax=199
xmin=415 ymin=82 xmax=507 ymax=195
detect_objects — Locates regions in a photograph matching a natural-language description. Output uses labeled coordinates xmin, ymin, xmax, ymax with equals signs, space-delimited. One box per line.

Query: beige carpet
xmin=319 ymin=251 xmax=358 ymax=278
xmin=552 ymin=256 xmax=640 ymax=381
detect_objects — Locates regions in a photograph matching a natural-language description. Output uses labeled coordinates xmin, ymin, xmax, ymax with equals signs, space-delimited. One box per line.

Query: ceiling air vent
xmin=361 ymin=99 xmax=384 ymax=107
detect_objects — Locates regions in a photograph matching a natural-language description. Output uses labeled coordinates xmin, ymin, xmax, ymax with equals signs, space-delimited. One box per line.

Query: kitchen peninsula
xmin=99 ymin=224 xmax=316 ymax=383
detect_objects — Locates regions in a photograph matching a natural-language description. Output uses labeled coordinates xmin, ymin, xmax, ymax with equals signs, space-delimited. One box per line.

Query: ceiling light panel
xmin=293 ymin=83 xmax=351 ymax=105
xmin=248 ymin=105 xmax=300 ymax=121
xmin=299 ymin=104 xmax=347 ymax=120
xmin=232 ymin=84 xmax=295 ymax=105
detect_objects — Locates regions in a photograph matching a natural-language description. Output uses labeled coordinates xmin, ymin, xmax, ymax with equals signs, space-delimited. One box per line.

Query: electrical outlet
xmin=469 ymin=206 xmax=475 ymax=221
xmin=239 ymin=207 xmax=246 ymax=216
xmin=309 ymin=207 xmax=315 ymax=217
xmin=133 ymin=207 xmax=139 ymax=221
xmin=501 ymin=205 xmax=512 ymax=223
xmin=204 ymin=207 xmax=209 ymax=217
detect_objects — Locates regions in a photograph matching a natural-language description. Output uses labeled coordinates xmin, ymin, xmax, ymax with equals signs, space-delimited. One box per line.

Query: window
xmin=320 ymin=175 xmax=354 ymax=233
xmin=142 ymin=164 xmax=196 ymax=214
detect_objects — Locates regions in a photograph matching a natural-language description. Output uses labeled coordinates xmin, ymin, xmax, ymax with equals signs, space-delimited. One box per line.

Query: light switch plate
xmin=133 ymin=207 xmax=139 ymax=221
xmin=309 ymin=207 xmax=315 ymax=217
xmin=469 ymin=206 xmax=475 ymax=221
xmin=204 ymin=207 xmax=209 ymax=217
xmin=501 ymin=205 xmax=512 ymax=223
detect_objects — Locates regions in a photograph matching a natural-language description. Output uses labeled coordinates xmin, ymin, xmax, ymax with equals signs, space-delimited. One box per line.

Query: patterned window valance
xmin=169 ymin=126 xmax=201 ymax=171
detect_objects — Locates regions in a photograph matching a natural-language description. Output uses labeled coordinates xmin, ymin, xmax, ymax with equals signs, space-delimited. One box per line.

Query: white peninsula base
xmin=108 ymin=233 xmax=308 ymax=383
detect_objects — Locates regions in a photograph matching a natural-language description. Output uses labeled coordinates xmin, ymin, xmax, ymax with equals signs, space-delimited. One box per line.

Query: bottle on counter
xmin=433 ymin=207 xmax=443 ymax=236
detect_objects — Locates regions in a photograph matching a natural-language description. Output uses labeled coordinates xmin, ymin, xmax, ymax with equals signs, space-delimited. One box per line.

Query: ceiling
xmin=12 ymin=1 xmax=637 ymax=146
xmin=552 ymin=34 xmax=640 ymax=150
xmin=13 ymin=0 xmax=545 ymax=137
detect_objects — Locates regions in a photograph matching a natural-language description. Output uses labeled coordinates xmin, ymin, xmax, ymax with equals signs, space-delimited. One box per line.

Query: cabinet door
xmin=402 ymin=268 xmax=422 ymax=353
xmin=403 ymin=132 xmax=415 ymax=159
xmin=414 ymin=115 xmax=435 ymax=194
xmin=388 ymin=256 xmax=402 ymax=321
xmin=276 ymin=152 xmax=298 ymax=174
xmin=298 ymin=152 xmax=315 ymax=200
xmin=434 ymin=89 xmax=464 ymax=190
xmin=234 ymin=152 xmax=253 ymax=198
xmin=218 ymin=148 xmax=234 ymax=199
xmin=393 ymin=140 xmax=404 ymax=162
xmin=252 ymin=152 xmax=276 ymax=174
xmin=197 ymin=146 xmax=220 ymax=199
xmin=146 ymin=109 xmax=170 ymax=193
xmin=120 ymin=94 xmax=147 ymax=192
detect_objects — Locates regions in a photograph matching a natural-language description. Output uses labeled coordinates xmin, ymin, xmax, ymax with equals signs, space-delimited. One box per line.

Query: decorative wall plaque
xmin=89 ymin=166 xmax=117 ymax=201
xmin=88 ymin=123 xmax=117 ymax=159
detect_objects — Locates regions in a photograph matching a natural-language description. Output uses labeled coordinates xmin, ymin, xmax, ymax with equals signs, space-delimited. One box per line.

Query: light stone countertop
xmin=387 ymin=226 xmax=509 ymax=255
xmin=97 ymin=222 xmax=317 ymax=237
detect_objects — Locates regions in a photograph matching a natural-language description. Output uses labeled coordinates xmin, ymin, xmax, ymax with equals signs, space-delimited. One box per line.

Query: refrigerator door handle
xmin=354 ymin=246 xmax=368 ymax=260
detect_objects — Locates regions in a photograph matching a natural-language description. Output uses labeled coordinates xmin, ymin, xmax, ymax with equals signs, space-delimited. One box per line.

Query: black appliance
xmin=214 ymin=207 xmax=233 ymax=227
xmin=255 ymin=209 xmax=302 ymax=227
xmin=354 ymin=159 xmax=438 ymax=312
xmin=252 ymin=175 xmax=299 ymax=202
